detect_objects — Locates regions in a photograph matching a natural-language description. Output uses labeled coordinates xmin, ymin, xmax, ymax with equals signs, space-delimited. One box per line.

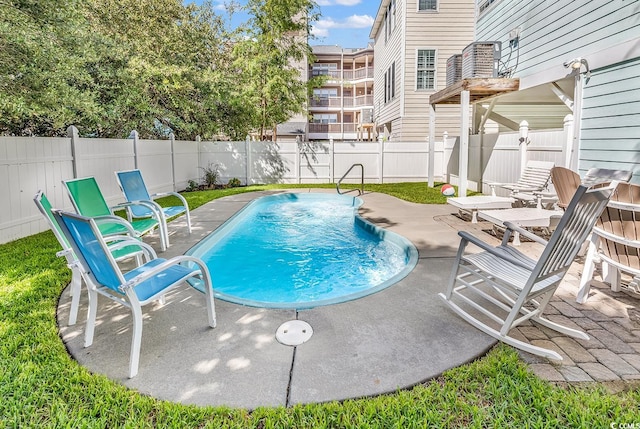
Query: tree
xmin=235 ymin=0 xmax=320 ymax=140
xmin=0 ymin=0 xmax=100 ymax=136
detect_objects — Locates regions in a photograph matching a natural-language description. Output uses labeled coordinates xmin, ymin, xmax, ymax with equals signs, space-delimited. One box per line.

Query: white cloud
xmin=311 ymin=14 xmax=373 ymax=41
xmin=313 ymin=14 xmax=373 ymax=31
xmin=343 ymin=14 xmax=374 ymax=28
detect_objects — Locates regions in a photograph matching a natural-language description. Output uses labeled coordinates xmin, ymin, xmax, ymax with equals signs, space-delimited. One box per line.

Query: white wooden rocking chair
xmin=439 ymin=182 xmax=617 ymax=360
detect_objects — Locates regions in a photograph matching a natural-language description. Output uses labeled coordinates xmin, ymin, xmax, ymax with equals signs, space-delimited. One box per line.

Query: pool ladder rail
xmin=336 ymin=163 xmax=364 ymax=196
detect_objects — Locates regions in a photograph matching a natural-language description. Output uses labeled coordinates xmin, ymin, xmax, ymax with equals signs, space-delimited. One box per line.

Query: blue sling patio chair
xmin=53 ymin=209 xmax=216 ymax=378
xmin=34 ymin=191 xmax=145 ymax=326
xmin=115 ymin=169 xmax=192 ymax=247
xmin=439 ymin=182 xmax=617 ymax=360
xmin=63 ymin=176 xmax=167 ymax=251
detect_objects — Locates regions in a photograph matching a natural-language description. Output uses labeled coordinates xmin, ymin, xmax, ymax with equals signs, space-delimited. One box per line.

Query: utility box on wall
xmin=461 ymin=42 xmax=501 ymax=79
xmin=446 ymin=54 xmax=463 ymax=86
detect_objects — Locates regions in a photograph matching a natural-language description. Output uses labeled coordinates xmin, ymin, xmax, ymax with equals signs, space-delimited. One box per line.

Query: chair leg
xmin=602 ymin=262 xmax=622 ymax=292
xmin=577 ymin=236 xmax=599 ymax=304
xmin=68 ymin=268 xmax=83 ymax=326
xmin=202 ymin=275 xmax=217 ymax=328
xmin=441 ymin=241 xmax=467 ymax=300
xmin=84 ymin=288 xmax=98 ymax=348
xmin=438 ymin=293 xmax=563 ymax=360
xmin=185 ymin=208 xmax=192 ymax=234
xmin=128 ymin=302 xmax=144 ymax=378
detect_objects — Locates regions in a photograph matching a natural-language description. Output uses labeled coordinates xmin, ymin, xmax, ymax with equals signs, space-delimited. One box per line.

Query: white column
xmin=563 ymin=114 xmax=574 ymax=169
xmin=428 ymin=104 xmax=436 ymax=187
xmin=459 ymin=90 xmax=470 ymax=197
xmin=519 ymin=120 xmax=529 ymax=175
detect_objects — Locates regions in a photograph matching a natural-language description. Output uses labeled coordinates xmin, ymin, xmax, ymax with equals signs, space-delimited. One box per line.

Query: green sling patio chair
xmin=53 ymin=209 xmax=216 ymax=378
xmin=34 ymin=190 xmax=146 ymax=326
xmin=63 ymin=176 xmax=167 ymax=251
xmin=115 ymin=169 xmax=192 ymax=247
xmin=439 ymin=182 xmax=617 ymax=360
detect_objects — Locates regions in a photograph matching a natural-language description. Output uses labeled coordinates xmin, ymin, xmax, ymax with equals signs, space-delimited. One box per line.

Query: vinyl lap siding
xmin=373 ymin=0 xmax=404 ymax=134
xmin=475 ymin=0 xmax=640 ymax=80
xmin=579 ymin=58 xmax=640 ymax=182
xmin=401 ymin=0 xmax=474 ymax=140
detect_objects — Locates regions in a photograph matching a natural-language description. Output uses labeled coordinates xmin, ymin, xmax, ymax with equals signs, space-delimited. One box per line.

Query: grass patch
xmin=1 ymin=183 xmax=637 ymax=426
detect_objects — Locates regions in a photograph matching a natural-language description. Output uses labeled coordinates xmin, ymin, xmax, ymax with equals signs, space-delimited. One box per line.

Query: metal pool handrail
xmin=336 ymin=163 xmax=364 ymax=195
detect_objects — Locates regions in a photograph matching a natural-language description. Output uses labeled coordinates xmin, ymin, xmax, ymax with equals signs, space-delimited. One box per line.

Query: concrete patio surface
xmin=57 ymin=189 xmax=640 ymax=409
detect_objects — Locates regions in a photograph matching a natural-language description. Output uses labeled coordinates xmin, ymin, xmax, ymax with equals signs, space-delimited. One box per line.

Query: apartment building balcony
xmin=309 ymin=95 xmax=374 ymax=109
xmin=308 ymin=122 xmax=363 ymax=141
xmin=310 ymin=66 xmax=374 ymax=82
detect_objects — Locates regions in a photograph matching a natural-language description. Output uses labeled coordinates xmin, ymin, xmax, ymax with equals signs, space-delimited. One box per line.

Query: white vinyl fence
xmin=1 ymin=123 xmax=569 ymax=244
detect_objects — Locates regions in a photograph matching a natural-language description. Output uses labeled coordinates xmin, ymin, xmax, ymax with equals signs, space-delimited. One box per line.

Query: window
xmin=313 ymin=89 xmax=338 ymax=98
xmin=384 ymin=62 xmax=396 ymax=103
xmin=418 ymin=0 xmax=437 ymax=11
xmin=312 ymin=114 xmax=337 ymax=124
xmin=384 ymin=0 xmax=396 ymax=41
xmin=416 ymin=50 xmax=436 ymax=90
xmin=312 ymin=63 xmax=337 ymax=76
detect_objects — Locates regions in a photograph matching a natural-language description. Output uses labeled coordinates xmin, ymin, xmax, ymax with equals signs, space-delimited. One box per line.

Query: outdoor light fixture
xmin=563 ymin=57 xmax=591 ymax=78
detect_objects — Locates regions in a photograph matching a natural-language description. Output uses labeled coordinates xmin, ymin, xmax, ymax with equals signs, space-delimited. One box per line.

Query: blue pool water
xmin=186 ymin=193 xmax=418 ymax=309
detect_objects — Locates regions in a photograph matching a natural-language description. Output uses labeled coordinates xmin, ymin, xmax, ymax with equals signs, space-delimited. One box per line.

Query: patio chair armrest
xmin=106 ymin=235 xmax=157 ymax=260
xmin=56 ymin=248 xmax=73 ymax=258
xmin=485 ymin=181 xmax=509 ymax=197
xmin=458 ymin=231 xmax=534 ymax=270
xmin=151 ymin=191 xmax=189 ymax=207
xmin=92 ymin=215 xmax=138 ymax=236
xmin=119 ymin=255 xmax=210 ymax=293
xmin=113 ymin=200 xmax=163 ymax=216
xmin=503 ymin=221 xmax=549 ymax=246
xmin=502 ymin=185 xmax=544 ymax=193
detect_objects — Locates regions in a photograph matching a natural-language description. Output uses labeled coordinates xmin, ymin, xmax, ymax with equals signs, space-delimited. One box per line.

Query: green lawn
xmin=1 ymin=183 xmax=637 ymax=427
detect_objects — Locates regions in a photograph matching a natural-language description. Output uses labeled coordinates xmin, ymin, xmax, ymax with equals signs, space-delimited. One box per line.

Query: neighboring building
xmin=307 ymin=44 xmax=375 ymax=141
xmin=446 ymin=0 xmax=640 ymax=178
xmin=370 ymin=0 xmax=476 ymax=141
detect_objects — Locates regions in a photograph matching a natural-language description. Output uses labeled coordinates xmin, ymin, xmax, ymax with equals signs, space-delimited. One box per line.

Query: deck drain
xmin=276 ymin=320 xmax=313 ymax=346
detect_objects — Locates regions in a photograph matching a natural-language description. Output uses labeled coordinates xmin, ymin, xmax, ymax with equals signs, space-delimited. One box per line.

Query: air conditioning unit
xmin=461 ymin=42 xmax=502 ymax=79
xmin=360 ymin=108 xmax=373 ymax=123
xmin=446 ymin=54 xmax=463 ymax=86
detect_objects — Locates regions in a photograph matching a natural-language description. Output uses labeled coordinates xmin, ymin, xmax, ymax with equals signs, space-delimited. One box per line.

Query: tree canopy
xmin=0 ymin=0 xmax=319 ymax=139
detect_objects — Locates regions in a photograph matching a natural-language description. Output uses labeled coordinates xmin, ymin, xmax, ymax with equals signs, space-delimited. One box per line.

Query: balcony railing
xmin=311 ymin=66 xmax=374 ymax=81
xmin=310 ymin=95 xmax=374 ymax=108
xmin=308 ymin=123 xmax=361 ymax=133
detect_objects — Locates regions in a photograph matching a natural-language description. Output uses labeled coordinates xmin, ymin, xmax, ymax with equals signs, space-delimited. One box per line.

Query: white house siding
xmin=401 ymin=0 xmax=475 ymax=141
xmin=373 ymin=0 xmax=405 ymax=140
xmin=579 ymin=57 xmax=640 ymax=181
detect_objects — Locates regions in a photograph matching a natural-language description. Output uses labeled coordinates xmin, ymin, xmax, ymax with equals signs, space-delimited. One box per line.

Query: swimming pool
xmin=186 ymin=193 xmax=418 ymax=309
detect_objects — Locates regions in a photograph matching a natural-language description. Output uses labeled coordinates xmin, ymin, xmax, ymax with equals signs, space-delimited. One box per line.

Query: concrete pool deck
xmin=57 ymin=189 xmax=640 ymax=409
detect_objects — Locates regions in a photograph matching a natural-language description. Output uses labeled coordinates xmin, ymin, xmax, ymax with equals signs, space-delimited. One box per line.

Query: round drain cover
xmin=276 ymin=320 xmax=313 ymax=346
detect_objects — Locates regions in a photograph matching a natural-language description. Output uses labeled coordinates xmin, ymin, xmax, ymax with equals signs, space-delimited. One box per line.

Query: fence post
xmin=129 ymin=130 xmax=139 ymax=169
xmin=296 ymin=138 xmax=301 ymax=184
xmin=378 ymin=135 xmax=384 ymax=184
xmin=196 ymin=135 xmax=202 ymax=183
xmin=169 ymin=132 xmax=176 ymax=192
xmin=563 ymin=114 xmax=574 ymax=169
xmin=245 ymin=135 xmax=250 ymax=186
xmin=329 ymin=137 xmax=334 ymax=183
xmin=66 ymin=125 xmax=79 ymax=178
xmin=518 ymin=120 xmax=529 ymax=175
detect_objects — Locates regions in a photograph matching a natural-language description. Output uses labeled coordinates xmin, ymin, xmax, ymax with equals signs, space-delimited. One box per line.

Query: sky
xmin=185 ymin=0 xmax=376 ymax=48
